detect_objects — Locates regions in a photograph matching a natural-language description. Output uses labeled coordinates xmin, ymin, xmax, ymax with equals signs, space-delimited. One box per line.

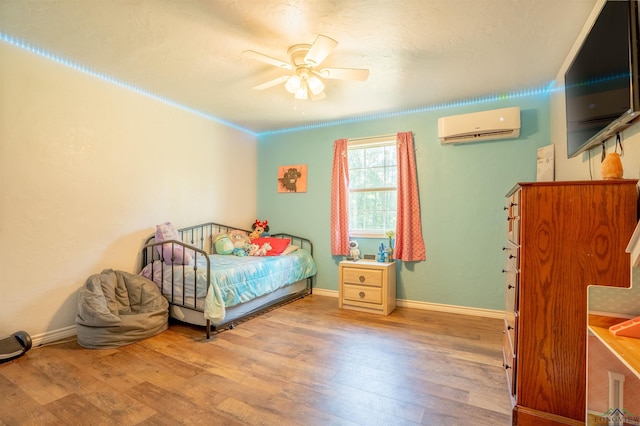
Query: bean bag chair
xmin=76 ymin=269 xmax=169 ymax=349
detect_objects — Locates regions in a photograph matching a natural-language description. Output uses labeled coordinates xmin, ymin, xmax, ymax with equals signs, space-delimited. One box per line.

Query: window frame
xmin=347 ymin=136 xmax=397 ymax=239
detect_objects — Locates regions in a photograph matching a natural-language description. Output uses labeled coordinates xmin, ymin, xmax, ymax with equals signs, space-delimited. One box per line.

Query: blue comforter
xmin=140 ymin=249 xmax=316 ymax=323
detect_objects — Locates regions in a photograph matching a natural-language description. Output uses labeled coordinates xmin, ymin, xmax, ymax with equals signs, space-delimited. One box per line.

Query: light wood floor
xmin=0 ymin=295 xmax=511 ymax=425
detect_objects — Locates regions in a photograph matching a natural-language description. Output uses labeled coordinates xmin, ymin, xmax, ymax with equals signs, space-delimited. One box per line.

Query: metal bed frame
xmin=141 ymin=222 xmax=314 ymax=339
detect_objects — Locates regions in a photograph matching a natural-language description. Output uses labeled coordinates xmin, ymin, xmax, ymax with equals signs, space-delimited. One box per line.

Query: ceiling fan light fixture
xmin=294 ymin=84 xmax=309 ymax=100
xmin=245 ymin=34 xmax=369 ymax=101
xmin=285 ymin=75 xmax=302 ymax=94
xmin=307 ymin=76 xmax=324 ymax=95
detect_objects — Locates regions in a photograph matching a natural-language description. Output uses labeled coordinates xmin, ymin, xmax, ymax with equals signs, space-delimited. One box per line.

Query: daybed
xmin=139 ymin=222 xmax=316 ymax=338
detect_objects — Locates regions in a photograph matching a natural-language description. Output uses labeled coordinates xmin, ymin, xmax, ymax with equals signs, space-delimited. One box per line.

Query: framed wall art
xmin=277 ymin=164 xmax=307 ymax=193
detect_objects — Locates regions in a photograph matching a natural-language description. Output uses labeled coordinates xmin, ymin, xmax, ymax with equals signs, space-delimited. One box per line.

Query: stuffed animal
xmin=249 ymin=219 xmax=269 ymax=239
xmin=232 ymin=247 xmax=248 ymax=257
xmin=247 ymin=243 xmax=260 ymax=256
xmin=348 ymin=240 xmax=360 ymax=260
xmin=228 ymin=230 xmax=251 ymax=249
xmin=254 ymin=242 xmax=272 ymax=256
xmin=213 ymin=233 xmax=234 ymax=255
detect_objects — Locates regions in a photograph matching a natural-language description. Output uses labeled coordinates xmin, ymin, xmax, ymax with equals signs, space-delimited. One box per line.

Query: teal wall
xmin=256 ymin=94 xmax=550 ymax=311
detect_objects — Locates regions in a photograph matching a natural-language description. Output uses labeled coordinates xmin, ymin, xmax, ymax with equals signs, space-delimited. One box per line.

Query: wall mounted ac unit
xmin=438 ymin=106 xmax=521 ymax=144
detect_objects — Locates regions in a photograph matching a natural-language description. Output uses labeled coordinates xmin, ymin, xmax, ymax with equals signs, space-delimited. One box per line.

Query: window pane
xmin=349 ymin=149 xmax=364 ymax=168
xmin=350 ymin=169 xmax=365 ymax=189
xmin=385 ymin=146 xmax=397 ymax=166
xmin=385 ymin=210 xmax=397 ymax=231
xmin=365 ymin=167 xmax=385 ymax=187
xmin=363 ymin=211 xmax=384 ymax=231
xmin=362 ymin=191 xmax=384 ymax=210
xmin=349 ymin=209 xmax=362 ymax=230
xmin=366 ymin=147 xmax=386 ymax=167
xmin=385 ymin=191 xmax=397 ymax=210
xmin=385 ymin=167 xmax=397 ymax=187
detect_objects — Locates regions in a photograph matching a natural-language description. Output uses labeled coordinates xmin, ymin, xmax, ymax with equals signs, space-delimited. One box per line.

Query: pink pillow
xmin=250 ymin=237 xmax=291 ymax=256
xmin=155 ymin=222 xmax=193 ymax=265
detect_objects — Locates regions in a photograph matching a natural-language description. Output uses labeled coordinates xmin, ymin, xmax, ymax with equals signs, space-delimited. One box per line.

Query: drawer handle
xmin=359 ymin=291 xmax=365 ymax=298
xmin=507 ymin=325 xmax=513 ymax=330
xmin=359 ymin=276 xmax=365 ymax=283
xmin=504 ymin=363 xmax=511 ymax=370
xmin=507 ymin=284 xmax=514 ymax=289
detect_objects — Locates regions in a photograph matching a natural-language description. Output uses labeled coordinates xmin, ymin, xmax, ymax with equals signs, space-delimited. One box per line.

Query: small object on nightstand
xmin=348 ymin=240 xmax=360 ymax=261
xmin=385 ymin=230 xmax=395 ymax=261
xmin=377 ymin=243 xmax=386 ymax=262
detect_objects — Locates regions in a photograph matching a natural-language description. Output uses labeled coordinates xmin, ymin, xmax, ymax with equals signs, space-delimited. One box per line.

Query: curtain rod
xmin=348 ymin=133 xmax=396 ymax=142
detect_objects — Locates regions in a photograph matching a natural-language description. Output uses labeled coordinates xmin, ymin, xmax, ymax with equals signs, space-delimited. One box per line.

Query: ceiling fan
xmin=242 ymin=34 xmax=369 ymax=101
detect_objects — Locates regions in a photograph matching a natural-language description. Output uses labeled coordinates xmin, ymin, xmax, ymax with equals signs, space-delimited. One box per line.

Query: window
xmin=348 ymin=137 xmax=397 ymax=237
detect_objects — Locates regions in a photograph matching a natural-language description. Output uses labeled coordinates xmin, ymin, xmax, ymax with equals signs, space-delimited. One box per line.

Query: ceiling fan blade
xmin=243 ymin=50 xmax=292 ymax=70
xmin=317 ymin=67 xmax=370 ymax=81
xmin=310 ymin=90 xmax=326 ymax=101
xmin=304 ymin=35 xmax=338 ymax=67
xmin=252 ymin=75 xmax=290 ymax=90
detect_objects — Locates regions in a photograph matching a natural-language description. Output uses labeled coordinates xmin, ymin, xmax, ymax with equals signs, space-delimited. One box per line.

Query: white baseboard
xmin=311 ymin=288 xmax=505 ymax=319
xmin=31 ymin=325 xmax=77 ymax=347
xmin=33 ymin=293 xmax=504 ymax=345
xmin=310 ymin=288 xmax=338 ymax=298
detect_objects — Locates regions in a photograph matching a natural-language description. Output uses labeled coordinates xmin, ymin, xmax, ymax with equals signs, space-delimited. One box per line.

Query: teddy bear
xmin=249 ymin=219 xmax=269 ymax=239
xmin=228 ymin=229 xmax=251 ymax=249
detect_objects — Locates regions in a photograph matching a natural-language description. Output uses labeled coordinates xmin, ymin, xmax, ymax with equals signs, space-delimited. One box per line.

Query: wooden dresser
xmin=502 ymin=180 xmax=638 ymax=425
xmin=338 ymin=260 xmax=396 ymax=315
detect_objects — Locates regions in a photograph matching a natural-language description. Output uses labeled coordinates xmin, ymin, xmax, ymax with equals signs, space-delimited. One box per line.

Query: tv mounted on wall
xmin=565 ymin=0 xmax=640 ymax=158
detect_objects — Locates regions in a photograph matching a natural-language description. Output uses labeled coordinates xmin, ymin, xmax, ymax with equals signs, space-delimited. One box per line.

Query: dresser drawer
xmin=505 ymin=268 xmax=519 ymax=313
xmin=343 ymin=284 xmax=383 ymax=304
xmin=503 ymin=242 xmax=519 ymax=272
xmin=504 ymin=312 xmax=517 ymax=360
xmin=502 ymin=331 xmax=517 ymax=398
xmin=342 ymin=267 xmax=383 ymax=287
xmin=506 ymin=191 xmax=520 ymax=245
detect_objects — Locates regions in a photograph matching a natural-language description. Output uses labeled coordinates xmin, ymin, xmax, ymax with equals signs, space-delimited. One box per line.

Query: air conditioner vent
xmin=438 ymin=107 xmax=521 ymax=144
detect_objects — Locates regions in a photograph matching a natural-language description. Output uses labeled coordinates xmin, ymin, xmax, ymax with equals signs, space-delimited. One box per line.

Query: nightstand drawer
xmin=342 ymin=268 xmax=383 ymax=287
xmin=343 ymin=284 xmax=382 ymax=304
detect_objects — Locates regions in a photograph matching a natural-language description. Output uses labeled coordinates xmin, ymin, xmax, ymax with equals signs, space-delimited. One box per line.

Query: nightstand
xmin=338 ymin=260 xmax=396 ymax=315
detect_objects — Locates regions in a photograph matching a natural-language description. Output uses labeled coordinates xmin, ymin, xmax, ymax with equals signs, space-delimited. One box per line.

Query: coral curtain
xmin=395 ymin=132 xmax=426 ymax=261
xmin=330 ymin=139 xmax=350 ymax=255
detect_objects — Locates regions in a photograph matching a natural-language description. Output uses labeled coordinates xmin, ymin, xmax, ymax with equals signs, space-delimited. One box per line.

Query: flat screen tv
xmin=565 ymin=0 xmax=640 ymax=158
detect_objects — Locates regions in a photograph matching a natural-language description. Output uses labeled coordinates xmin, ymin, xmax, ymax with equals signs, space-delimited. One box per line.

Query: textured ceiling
xmin=0 ymin=0 xmax=598 ymax=134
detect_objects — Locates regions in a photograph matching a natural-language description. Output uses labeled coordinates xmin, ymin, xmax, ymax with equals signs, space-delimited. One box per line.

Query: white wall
xmin=552 ymin=0 xmax=640 ymax=181
xmin=0 ymin=42 xmax=257 ymax=341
